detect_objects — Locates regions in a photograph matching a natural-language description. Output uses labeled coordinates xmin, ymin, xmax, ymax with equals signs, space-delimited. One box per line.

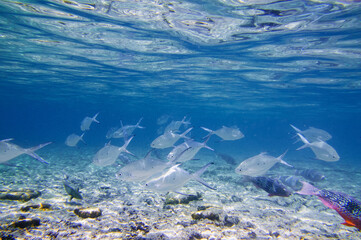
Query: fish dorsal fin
xmin=105 ymin=141 xmax=111 ymax=146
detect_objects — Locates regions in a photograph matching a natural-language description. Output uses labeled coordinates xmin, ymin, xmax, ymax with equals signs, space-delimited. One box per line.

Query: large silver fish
xmin=167 ymin=137 xmax=213 ymax=163
xmin=290 ymin=124 xmax=332 ymax=142
xmin=80 ymin=112 xmax=99 ymax=131
xmin=0 ymin=139 xmax=51 ymax=164
xmin=93 ymin=136 xmax=134 ymax=167
xmin=65 ymin=133 xmax=85 ymax=147
xmin=145 ymin=162 xmax=216 ymax=193
xmin=296 ymin=133 xmax=339 ymax=162
xmin=111 ymin=118 xmax=144 ymax=139
xmin=151 ymin=127 xmax=192 ymax=149
xmin=201 ymin=126 xmax=244 ymax=141
xmin=235 ymin=151 xmax=292 ymax=177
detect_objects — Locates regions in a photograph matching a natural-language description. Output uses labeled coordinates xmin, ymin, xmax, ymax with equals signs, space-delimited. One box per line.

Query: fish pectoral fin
xmin=342 ymin=221 xmax=356 ymax=227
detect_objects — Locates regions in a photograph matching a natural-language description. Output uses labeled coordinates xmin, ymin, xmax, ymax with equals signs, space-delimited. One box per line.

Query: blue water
xmin=1 ymin=0 xmax=361 ymax=238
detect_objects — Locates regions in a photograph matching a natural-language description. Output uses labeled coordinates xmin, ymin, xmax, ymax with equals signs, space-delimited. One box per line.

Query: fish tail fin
xmin=201 ymin=127 xmax=214 ymax=140
xmin=183 ymin=116 xmax=191 ymax=126
xmin=296 ymin=181 xmax=319 ymax=196
xmin=201 ymin=127 xmax=213 ymax=134
xmin=277 ymin=150 xmax=293 ymax=167
xmin=25 ymin=142 xmax=52 ymax=164
xmin=296 ymin=133 xmax=310 ymax=150
xmin=93 ymin=112 xmax=100 ymax=124
xmin=290 ymin=124 xmax=301 ymax=133
xmin=80 ymin=132 xmax=86 ymax=144
xmin=180 ymin=127 xmax=193 ymax=139
xmin=202 ymin=136 xmax=214 ymax=151
xmin=136 ymin=117 xmax=145 ymax=129
xmin=0 ymin=138 xmax=14 ymax=143
xmin=192 ymin=162 xmax=216 ymax=190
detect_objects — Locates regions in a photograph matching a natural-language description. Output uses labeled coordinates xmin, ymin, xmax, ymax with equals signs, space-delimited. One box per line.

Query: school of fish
xmin=2 ymin=114 xmax=360 ymax=232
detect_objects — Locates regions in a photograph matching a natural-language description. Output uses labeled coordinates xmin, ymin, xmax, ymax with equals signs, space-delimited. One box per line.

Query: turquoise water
xmin=1 ymin=0 xmax=361 ymax=239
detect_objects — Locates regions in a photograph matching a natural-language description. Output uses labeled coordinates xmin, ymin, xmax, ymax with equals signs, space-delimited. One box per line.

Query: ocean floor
xmin=1 ymin=145 xmax=361 ymax=240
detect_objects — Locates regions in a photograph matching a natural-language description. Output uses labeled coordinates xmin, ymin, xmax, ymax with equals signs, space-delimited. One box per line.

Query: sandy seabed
xmin=1 ymin=146 xmax=360 ymax=240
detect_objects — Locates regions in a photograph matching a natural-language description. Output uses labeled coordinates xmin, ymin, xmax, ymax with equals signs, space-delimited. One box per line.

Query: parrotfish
xmin=296 ymin=133 xmax=339 ymax=162
xmin=297 ymin=181 xmax=361 ymax=230
xmin=235 ymin=151 xmax=292 ymax=177
xmin=145 ymin=162 xmax=216 ymax=193
xmin=65 ymin=133 xmax=85 ymax=147
xmin=80 ymin=112 xmax=100 ymax=131
xmin=93 ymin=136 xmax=134 ymax=167
xmin=201 ymin=126 xmax=244 ymax=141
xmin=295 ymin=168 xmax=325 ymax=182
xmin=290 ymin=124 xmax=332 ymax=142
xmin=246 ymin=176 xmax=292 ymax=197
xmin=0 ymin=138 xmax=51 ymax=164
xmin=111 ymin=118 xmax=144 ymax=139
xmin=151 ymin=127 xmax=192 ymax=149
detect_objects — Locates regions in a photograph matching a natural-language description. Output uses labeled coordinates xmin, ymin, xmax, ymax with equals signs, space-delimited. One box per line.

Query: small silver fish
xmin=164 ymin=116 xmax=190 ymax=133
xmin=145 ymin=162 xmax=216 ymax=193
xmin=65 ymin=133 xmax=85 ymax=147
xmin=201 ymin=126 xmax=244 ymax=141
xmin=295 ymin=169 xmax=325 ymax=182
xmin=296 ymin=133 xmax=339 ymax=162
xmin=80 ymin=112 xmax=100 ymax=131
xmin=111 ymin=118 xmax=144 ymax=139
xmin=116 ymin=150 xmax=173 ymax=182
xmin=167 ymin=137 xmax=213 ymax=163
xmin=157 ymin=114 xmax=170 ymax=125
xmin=151 ymin=127 xmax=192 ymax=149
xmin=235 ymin=151 xmax=292 ymax=177
xmin=290 ymin=124 xmax=332 ymax=142
xmin=93 ymin=136 xmax=134 ymax=167
xmin=0 ymin=139 xmax=51 ymax=164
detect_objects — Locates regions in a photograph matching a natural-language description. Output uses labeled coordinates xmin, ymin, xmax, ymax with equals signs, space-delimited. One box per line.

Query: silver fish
xmin=235 ymin=151 xmax=292 ymax=177
xmin=296 ymin=133 xmax=339 ymax=162
xmin=93 ymin=136 xmax=134 ymax=167
xmin=290 ymin=124 xmax=332 ymax=142
xmin=278 ymin=175 xmax=302 ymax=191
xmin=157 ymin=114 xmax=170 ymax=125
xmin=164 ymin=116 xmax=190 ymax=133
xmin=0 ymin=139 xmax=51 ymax=164
xmin=106 ymin=126 xmax=118 ymax=139
xmin=111 ymin=118 xmax=144 ymax=139
xmin=167 ymin=137 xmax=213 ymax=163
xmin=80 ymin=112 xmax=99 ymax=131
xmin=295 ymin=169 xmax=325 ymax=182
xmin=151 ymin=127 xmax=192 ymax=149
xmin=201 ymin=126 xmax=244 ymax=141
xmin=145 ymin=162 xmax=216 ymax=193
xmin=116 ymin=150 xmax=173 ymax=182
xmin=65 ymin=133 xmax=85 ymax=147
